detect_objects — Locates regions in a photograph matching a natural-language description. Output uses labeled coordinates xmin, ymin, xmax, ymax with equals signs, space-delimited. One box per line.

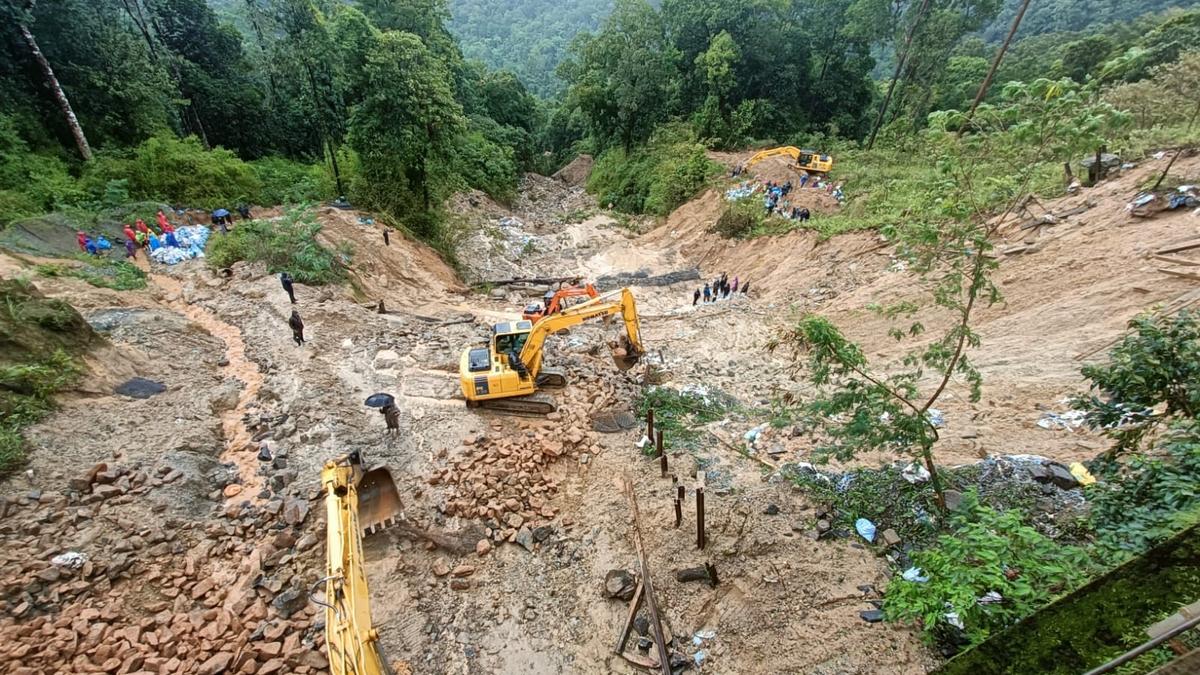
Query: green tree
xmin=347 ymin=31 xmax=464 ymax=231
xmin=561 ymin=0 xmax=680 ymax=151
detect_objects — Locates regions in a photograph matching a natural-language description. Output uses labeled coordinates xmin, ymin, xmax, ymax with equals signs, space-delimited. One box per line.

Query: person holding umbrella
xmin=366 ymin=393 xmax=400 ymax=433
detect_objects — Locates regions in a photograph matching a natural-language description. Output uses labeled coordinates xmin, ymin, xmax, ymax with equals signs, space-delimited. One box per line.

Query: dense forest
xmin=1 ymin=0 xmax=1198 ymax=250
xmin=0 ymin=0 xmax=543 ymax=254
xmin=447 ymin=0 xmax=612 ymax=97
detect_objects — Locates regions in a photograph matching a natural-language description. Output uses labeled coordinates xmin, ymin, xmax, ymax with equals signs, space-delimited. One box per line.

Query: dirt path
xmin=151 ymin=272 xmax=265 ymax=498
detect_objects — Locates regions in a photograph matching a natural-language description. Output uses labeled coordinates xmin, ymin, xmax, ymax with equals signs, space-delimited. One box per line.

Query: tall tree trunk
xmin=17 ymin=18 xmax=91 ymax=161
xmin=326 ymin=138 xmax=344 ymax=197
xmin=962 ymin=0 xmax=1032 ymax=128
xmin=866 ymin=0 xmax=932 ymax=150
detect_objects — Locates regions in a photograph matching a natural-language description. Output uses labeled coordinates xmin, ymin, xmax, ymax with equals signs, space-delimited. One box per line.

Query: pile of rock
xmin=0 ymin=455 xmax=328 ymax=674
xmin=429 ymin=409 xmax=603 ymax=546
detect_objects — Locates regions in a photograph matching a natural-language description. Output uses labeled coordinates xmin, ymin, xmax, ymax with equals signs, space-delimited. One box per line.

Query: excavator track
xmin=475 ymin=392 xmax=558 ymax=417
xmin=536 ymin=368 xmax=568 ymax=388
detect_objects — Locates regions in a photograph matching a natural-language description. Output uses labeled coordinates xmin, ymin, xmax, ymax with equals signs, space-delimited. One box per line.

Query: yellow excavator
xmin=459 ymin=287 xmax=644 ymax=415
xmin=744 ymin=146 xmax=833 ymax=174
xmin=318 ymin=452 xmax=404 ymax=675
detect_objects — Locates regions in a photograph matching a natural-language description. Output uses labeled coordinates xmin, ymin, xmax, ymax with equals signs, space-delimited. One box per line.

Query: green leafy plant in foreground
xmin=634 ymin=386 xmax=735 ymax=455
xmin=884 ymin=491 xmax=1092 ymax=647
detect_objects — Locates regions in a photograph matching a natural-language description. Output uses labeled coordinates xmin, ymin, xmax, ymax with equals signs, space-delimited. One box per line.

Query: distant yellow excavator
xmin=319 ymin=453 xmax=403 ymax=675
xmin=745 ymin=146 xmax=834 ymax=174
xmin=459 ymin=288 xmax=644 ymax=415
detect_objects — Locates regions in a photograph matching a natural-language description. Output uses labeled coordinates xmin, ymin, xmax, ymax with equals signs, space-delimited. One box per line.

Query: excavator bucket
xmin=357 ymin=466 xmax=402 ymax=536
xmin=611 ymin=336 xmax=643 ymax=372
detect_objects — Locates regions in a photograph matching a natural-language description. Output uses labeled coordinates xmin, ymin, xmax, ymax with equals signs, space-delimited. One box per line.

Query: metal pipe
xmin=1083 ymin=612 xmax=1200 ymax=675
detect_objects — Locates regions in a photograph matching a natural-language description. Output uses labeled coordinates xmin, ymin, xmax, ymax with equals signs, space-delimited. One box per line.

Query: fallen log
xmin=621 ymin=476 xmax=673 ymax=675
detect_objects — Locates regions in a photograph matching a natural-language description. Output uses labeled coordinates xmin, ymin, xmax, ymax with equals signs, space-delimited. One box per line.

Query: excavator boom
xmin=321 ymin=454 xmax=395 ymax=675
xmin=744 ymin=146 xmax=833 ymax=174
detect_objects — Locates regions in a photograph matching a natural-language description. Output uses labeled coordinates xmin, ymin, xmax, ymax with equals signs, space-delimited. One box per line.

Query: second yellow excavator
xmin=459 ymin=287 xmax=644 ymax=415
xmin=744 ymin=146 xmax=833 ymax=174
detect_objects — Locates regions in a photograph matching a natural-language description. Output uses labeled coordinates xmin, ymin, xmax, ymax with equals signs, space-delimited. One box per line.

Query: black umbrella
xmin=365 ymin=393 xmax=395 ymax=408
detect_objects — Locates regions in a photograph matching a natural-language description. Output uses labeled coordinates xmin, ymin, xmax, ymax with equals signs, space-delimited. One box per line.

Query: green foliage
xmin=0 ymin=349 xmax=82 ymax=473
xmin=347 ymin=31 xmax=465 ymax=235
xmin=249 ymin=158 xmax=334 ymax=205
xmin=206 ymin=208 xmax=347 ymax=285
xmin=1076 ymin=310 xmax=1200 ymax=453
xmin=36 ymin=258 xmax=147 ymax=291
xmin=587 ymin=124 xmax=718 ymax=215
xmin=712 ymin=199 xmax=765 ymax=239
xmin=884 ymin=492 xmax=1092 ymax=646
xmin=634 ymin=385 xmax=734 ymax=454
xmin=448 ymin=0 xmax=612 ymax=97
xmin=1087 ymin=426 xmax=1200 ymax=564
xmin=82 ymin=135 xmax=261 ymax=209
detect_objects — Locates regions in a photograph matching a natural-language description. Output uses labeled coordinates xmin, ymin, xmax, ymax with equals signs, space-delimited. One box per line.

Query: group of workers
xmin=693 ymin=272 xmax=749 ymax=305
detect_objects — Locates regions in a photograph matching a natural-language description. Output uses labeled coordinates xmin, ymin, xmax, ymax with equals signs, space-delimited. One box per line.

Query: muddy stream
xmin=151 ymin=273 xmax=265 ymax=499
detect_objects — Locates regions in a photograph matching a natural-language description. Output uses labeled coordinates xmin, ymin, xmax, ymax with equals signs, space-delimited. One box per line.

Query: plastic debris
xmin=977 ymin=591 xmax=1003 ymax=605
xmin=743 ymin=423 xmax=768 ymax=445
xmin=1069 ymin=462 xmax=1097 ymax=486
xmin=693 ymin=651 xmax=707 ymax=666
xmin=51 ymin=552 xmax=87 ymax=569
xmin=901 ymin=462 xmax=931 ymax=484
xmin=860 ymin=609 xmax=885 ymax=622
xmin=902 ymin=567 xmax=930 ymax=583
xmin=694 ymin=629 xmax=717 ymax=641
xmin=945 ymin=612 xmax=965 ymax=630
xmin=926 ymin=408 xmax=946 ymax=428
xmin=151 ymin=225 xmax=210 ymax=265
xmin=1154 ymin=151 xmax=1168 ymax=160
xmin=1037 ymin=410 xmax=1086 ymax=431
xmin=855 ymin=518 xmax=877 ymax=543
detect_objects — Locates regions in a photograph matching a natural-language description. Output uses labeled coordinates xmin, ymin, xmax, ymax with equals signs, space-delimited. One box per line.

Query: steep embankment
xmin=639 ymin=150 xmax=1200 ymax=465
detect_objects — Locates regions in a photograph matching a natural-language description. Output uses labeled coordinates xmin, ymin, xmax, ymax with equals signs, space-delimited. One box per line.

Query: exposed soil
xmin=1 ymin=150 xmax=1198 ymax=675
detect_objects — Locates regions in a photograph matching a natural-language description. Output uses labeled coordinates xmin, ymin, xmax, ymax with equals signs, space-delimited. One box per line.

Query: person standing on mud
xmin=288 ymin=310 xmax=305 ymax=346
xmin=703 ymin=284 xmax=712 ymax=303
xmin=693 ymin=288 xmax=700 ymax=306
xmin=280 ymin=272 xmax=297 ymax=304
xmin=381 ymin=403 xmax=400 ymax=433
xmin=124 ymin=238 xmax=137 ymax=260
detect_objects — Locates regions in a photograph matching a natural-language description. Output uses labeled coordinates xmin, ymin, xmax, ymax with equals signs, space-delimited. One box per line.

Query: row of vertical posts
xmin=646 ymin=407 xmax=704 ymax=550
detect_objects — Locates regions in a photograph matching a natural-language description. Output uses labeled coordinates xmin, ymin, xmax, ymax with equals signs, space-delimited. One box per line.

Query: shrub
xmin=712 ymin=200 xmax=764 ymax=239
xmin=249 ymin=157 xmax=334 ymax=205
xmin=884 ymin=492 xmax=1092 ymax=647
xmin=206 ymin=207 xmax=348 ymax=285
xmin=82 ymin=135 xmax=261 ymax=209
xmin=0 ymin=349 xmax=81 ymax=474
xmin=588 ymin=124 xmax=720 ymax=216
xmin=1088 ymin=426 xmax=1200 ymax=564
xmin=38 ymin=259 xmax=147 ymax=291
